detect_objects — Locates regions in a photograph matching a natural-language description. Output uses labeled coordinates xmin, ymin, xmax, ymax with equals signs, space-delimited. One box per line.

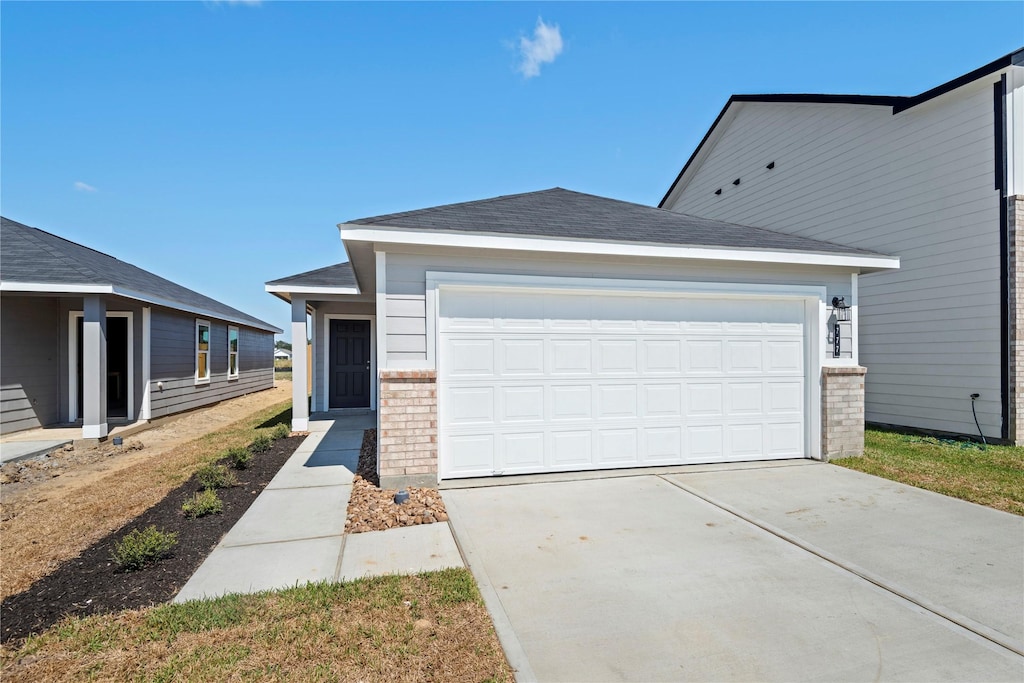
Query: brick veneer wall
xmin=378 ymin=369 xmax=438 ymax=489
xmin=821 ymin=366 xmax=867 ymax=459
xmin=1009 ymin=196 xmax=1024 ymax=445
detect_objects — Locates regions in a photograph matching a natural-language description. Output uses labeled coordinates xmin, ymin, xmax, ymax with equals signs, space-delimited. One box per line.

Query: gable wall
xmin=664 ymin=76 xmax=1006 ymax=438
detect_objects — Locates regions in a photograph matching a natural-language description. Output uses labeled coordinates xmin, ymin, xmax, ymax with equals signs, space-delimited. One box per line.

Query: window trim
xmin=195 ymin=319 xmax=211 ymax=385
xmin=227 ymin=325 xmax=239 ymax=380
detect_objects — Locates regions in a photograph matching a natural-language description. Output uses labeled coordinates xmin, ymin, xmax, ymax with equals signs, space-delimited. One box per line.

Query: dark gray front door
xmin=329 ymin=319 xmax=371 ymax=409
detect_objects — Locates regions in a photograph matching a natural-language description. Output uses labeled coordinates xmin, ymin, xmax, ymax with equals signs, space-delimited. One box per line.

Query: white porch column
xmin=291 ymin=296 xmax=309 ymax=432
xmin=82 ymin=295 xmax=108 ymax=439
xmin=140 ymin=306 xmax=152 ymax=420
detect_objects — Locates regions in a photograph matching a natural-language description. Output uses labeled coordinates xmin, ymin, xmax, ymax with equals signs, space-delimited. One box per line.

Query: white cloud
xmin=73 ymin=181 xmax=97 ymax=193
xmin=517 ymin=18 xmax=563 ymax=79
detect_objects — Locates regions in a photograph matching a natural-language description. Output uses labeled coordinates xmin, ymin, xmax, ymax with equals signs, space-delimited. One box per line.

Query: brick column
xmin=821 ymin=366 xmax=866 ymax=459
xmin=1009 ymin=196 xmax=1024 ymax=445
xmin=378 ymin=369 xmax=438 ymax=489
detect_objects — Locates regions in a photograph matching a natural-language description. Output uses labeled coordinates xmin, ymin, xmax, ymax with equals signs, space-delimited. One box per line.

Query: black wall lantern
xmin=831 ymin=296 xmax=851 ymax=321
xmin=831 ymin=296 xmax=852 ymax=358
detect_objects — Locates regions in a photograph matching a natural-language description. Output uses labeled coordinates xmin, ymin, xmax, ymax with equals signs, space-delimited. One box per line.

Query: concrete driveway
xmin=443 ymin=462 xmax=1024 ymax=682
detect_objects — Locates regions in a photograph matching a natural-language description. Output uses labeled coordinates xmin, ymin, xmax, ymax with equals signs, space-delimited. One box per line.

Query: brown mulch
xmin=345 ymin=429 xmax=449 ymax=534
xmin=0 ymin=435 xmax=304 ymax=644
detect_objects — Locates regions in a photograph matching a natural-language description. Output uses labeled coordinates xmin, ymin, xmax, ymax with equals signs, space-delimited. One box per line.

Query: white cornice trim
xmin=264 ymin=284 xmax=361 ymax=296
xmin=1 ymin=281 xmax=282 ymax=333
xmin=338 ymin=225 xmax=900 ymax=272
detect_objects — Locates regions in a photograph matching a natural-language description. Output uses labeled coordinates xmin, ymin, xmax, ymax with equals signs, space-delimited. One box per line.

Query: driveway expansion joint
xmin=659 ymin=474 xmax=1024 ymax=657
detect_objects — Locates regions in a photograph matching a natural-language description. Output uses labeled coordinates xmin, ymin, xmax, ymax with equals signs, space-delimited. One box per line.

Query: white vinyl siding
xmin=665 ymin=77 xmax=1005 ymax=438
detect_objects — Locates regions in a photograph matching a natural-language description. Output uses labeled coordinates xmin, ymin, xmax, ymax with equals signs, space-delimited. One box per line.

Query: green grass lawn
xmin=835 ymin=429 xmax=1024 ymax=515
xmin=1 ymin=569 xmax=512 ymax=682
xmin=274 ymin=358 xmax=292 ymax=382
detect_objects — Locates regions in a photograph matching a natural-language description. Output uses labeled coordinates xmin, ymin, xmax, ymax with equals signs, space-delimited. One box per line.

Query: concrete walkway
xmin=445 ymin=463 xmax=1024 ymax=682
xmin=175 ymin=413 xmax=463 ymax=602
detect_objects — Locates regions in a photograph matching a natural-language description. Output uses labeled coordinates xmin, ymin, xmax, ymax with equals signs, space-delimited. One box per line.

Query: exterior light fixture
xmin=831 ymin=296 xmax=851 ymax=321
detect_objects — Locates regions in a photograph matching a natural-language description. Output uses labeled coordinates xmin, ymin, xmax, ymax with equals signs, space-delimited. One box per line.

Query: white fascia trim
xmin=1 ymin=281 xmax=282 ymax=334
xmin=341 ymin=226 xmax=900 ymax=271
xmin=265 ymin=284 xmax=361 ymax=296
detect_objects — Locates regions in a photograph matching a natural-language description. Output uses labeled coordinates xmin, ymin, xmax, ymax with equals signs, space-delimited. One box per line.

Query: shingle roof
xmin=266 ymin=262 xmax=357 ymax=288
xmin=1 ymin=217 xmax=279 ymax=332
xmin=347 ymin=188 xmax=887 ymax=257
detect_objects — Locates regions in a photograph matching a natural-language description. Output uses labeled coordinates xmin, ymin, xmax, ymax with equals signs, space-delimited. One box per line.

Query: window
xmin=227 ymin=326 xmax=239 ymax=379
xmin=196 ymin=320 xmax=211 ymax=384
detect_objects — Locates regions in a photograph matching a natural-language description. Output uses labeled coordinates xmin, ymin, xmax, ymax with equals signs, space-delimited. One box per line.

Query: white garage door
xmin=438 ymin=288 xmax=806 ymax=479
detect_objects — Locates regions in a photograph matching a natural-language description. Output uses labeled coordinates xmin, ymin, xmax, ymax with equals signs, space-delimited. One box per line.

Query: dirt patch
xmin=1 ymin=439 xmax=145 ymax=488
xmin=0 ymin=383 xmax=291 ymax=601
xmin=0 ymin=435 xmax=304 ymax=644
xmin=345 ymin=429 xmax=449 ymax=533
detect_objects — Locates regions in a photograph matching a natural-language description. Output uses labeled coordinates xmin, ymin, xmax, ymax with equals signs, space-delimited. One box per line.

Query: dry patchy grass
xmin=1 ymin=397 xmax=292 ymax=600
xmin=1 ymin=569 xmax=513 ymax=683
xmin=835 ymin=428 xmax=1024 ymax=515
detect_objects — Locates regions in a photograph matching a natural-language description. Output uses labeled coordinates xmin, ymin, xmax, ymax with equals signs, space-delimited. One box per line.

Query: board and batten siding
xmin=0 ymin=296 xmax=62 ymax=433
xmin=149 ymin=307 xmax=273 ymax=419
xmin=664 ymin=76 xmax=1006 ymax=438
xmin=381 ymin=245 xmax=852 ymax=366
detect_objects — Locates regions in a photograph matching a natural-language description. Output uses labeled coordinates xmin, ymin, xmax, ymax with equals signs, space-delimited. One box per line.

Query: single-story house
xmin=1 ymin=217 xmax=281 ymax=442
xmin=659 ymin=48 xmax=1024 ymax=443
xmin=268 ymin=188 xmax=898 ymax=487
xmin=274 ymin=348 xmax=293 ymax=360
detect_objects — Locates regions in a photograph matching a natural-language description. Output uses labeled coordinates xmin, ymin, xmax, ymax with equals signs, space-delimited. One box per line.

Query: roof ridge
xmin=347 ymin=188 xmax=564 ymax=225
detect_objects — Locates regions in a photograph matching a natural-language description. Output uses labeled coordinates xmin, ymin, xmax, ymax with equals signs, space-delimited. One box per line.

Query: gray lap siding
xmin=149 ymin=307 xmax=273 ymax=419
xmin=0 ymin=295 xmax=62 ymax=433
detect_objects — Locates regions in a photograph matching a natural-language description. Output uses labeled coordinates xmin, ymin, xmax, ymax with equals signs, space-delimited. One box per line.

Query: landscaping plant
xmin=196 ymin=463 xmax=237 ymax=490
xmin=250 ymin=433 xmax=273 ymax=453
xmin=181 ymin=489 xmax=223 ymax=518
xmin=111 ymin=526 xmax=178 ymax=570
xmin=271 ymin=422 xmax=290 ymax=440
xmin=226 ymin=445 xmax=253 ymax=470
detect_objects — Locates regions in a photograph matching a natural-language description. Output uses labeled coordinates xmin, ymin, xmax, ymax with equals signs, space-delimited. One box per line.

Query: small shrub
xmin=112 ymin=526 xmax=178 ymax=570
xmin=196 ymin=463 xmax=237 ymax=490
xmin=271 ymin=423 xmax=290 ymax=440
xmin=250 ymin=433 xmax=273 ymax=453
xmin=182 ymin=489 xmax=223 ymax=518
xmin=226 ymin=445 xmax=252 ymax=470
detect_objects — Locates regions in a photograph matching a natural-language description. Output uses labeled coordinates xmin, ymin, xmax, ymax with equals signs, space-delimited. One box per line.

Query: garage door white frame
xmin=426 ymin=272 xmax=828 ymax=479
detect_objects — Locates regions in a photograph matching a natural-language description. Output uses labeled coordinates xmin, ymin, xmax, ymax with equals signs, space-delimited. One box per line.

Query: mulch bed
xmin=0 ymin=435 xmax=305 ymax=644
xmin=345 ymin=429 xmax=449 ymax=534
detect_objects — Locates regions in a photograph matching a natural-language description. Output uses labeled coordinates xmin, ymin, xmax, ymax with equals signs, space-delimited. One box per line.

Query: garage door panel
xmin=597 ymin=385 xmax=638 ymax=419
xmin=501 ymin=433 xmax=545 ymax=471
xmin=439 ymin=288 xmax=807 ymax=479
xmin=500 ymin=339 xmax=545 ymax=374
xmin=687 ymin=341 xmax=724 ymax=373
xmin=645 ymin=427 xmax=682 ymax=462
xmin=687 ymin=384 xmax=723 ymax=416
xmin=448 ymin=434 xmax=496 ymax=476
xmin=642 ymin=340 xmax=682 ymax=373
xmin=551 ymin=431 xmax=592 ymax=467
xmin=501 ymin=386 xmax=544 ymax=422
xmin=643 ymin=384 xmax=682 ymax=417
xmin=445 ymin=387 xmax=495 ymax=425
xmin=551 ymin=385 xmax=592 ymax=420
xmin=597 ymin=428 xmax=638 ymax=465
xmin=552 ymin=339 xmax=592 ymax=374
xmin=445 ymin=339 xmax=495 ymax=376
xmin=596 ymin=340 xmax=638 ymax=374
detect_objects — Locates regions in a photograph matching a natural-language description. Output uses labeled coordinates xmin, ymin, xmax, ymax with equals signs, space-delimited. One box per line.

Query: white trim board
xmin=342 ymin=226 xmax=899 ymax=272
xmin=68 ymin=311 xmax=135 ymax=424
xmin=265 ymin=284 xmax=360 ymax=296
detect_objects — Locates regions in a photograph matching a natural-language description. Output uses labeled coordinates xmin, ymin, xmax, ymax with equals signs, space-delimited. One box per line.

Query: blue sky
xmin=3 ymin=2 xmax=1020 ymax=340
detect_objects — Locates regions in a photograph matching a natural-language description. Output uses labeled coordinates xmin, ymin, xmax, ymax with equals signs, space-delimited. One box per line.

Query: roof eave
xmin=0 ymin=281 xmax=282 ymax=333
xmin=339 ymin=225 xmax=899 ymax=273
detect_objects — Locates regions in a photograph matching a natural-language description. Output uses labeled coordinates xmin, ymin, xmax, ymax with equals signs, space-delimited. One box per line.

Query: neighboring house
xmin=274 ymin=348 xmax=292 ymax=360
xmin=1 ymin=217 xmax=281 ymax=441
xmin=659 ymin=49 xmax=1024 ymax=443
xmin=268 ymin=188 xmax=897 ymax=487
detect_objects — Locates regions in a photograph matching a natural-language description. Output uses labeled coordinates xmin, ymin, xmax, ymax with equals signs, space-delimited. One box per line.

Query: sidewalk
xmin=174 ymin=413 xmax=463 ymax=602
